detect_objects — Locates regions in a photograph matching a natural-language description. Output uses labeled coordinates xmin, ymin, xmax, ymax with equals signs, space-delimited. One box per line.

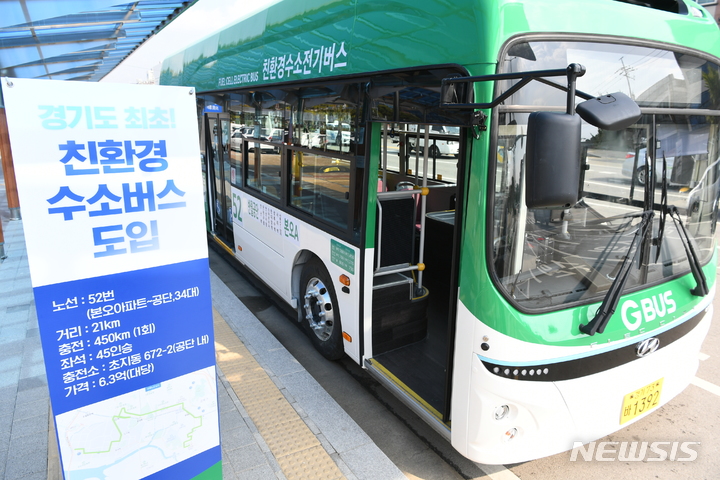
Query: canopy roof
xmin=0 ymin=0 xmax=195 ymax=82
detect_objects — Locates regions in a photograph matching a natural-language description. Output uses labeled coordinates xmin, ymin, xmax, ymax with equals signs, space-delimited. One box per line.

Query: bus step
xmin=372 ymin=277 xmax=428 ymax=355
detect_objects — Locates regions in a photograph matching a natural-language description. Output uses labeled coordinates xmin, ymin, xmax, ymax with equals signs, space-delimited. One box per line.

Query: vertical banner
xmin=1 ymin=78 xmax=221 ymax=480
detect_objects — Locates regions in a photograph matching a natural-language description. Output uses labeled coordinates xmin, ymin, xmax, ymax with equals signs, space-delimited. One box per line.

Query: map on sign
xmin=56 ymin=366 xmax=219 ymax=480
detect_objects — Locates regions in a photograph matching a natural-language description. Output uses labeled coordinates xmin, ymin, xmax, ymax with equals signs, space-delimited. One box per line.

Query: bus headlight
xmin=494 ymin=405 xmax=510 ymax=420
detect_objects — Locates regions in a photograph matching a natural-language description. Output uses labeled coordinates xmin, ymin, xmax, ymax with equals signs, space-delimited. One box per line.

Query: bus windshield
xmin=492 ymin=40 xmax=720 ymax=311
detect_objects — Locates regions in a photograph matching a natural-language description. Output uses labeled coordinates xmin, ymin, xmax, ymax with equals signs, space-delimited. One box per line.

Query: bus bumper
xmin=455 ymin=305 xmax=712 ymax=465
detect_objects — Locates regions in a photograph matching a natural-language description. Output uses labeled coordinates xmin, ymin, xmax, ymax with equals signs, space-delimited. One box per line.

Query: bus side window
xmin=290 ymin=150 xmax=351 ymax=230
xmin=247 ymin=145 xmax=281 ymax=200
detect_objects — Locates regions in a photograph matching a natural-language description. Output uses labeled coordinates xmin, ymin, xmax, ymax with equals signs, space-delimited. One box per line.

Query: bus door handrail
xmin=374 ymin=263 xmax=419 ymax=277
xmin=375 ymin=125 xmax=430 ymax=294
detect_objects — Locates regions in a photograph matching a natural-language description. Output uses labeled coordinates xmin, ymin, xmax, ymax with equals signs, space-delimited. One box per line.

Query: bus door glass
xmin=367 ymin=121 xmax=464 ymax=421
xmin=205 ymin=113 xmax=234 ymax=247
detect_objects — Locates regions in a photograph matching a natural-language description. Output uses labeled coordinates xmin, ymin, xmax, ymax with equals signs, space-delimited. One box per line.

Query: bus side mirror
xmin=525 ymin=93 xmax=640 ymax=209
xmin=525 ymin=112 xmax=582 ymax=209
xmin=576 ymin=92 xmax=641 ymax=131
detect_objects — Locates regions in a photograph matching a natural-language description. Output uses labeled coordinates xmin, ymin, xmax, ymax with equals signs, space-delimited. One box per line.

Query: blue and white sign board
xmin=203 ymin=103 xmax=222 ymax=113
xmin=1 ymin=77 xmax=221 ymax=480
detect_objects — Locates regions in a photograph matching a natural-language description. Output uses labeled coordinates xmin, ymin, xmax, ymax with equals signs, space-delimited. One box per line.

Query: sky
xmin=101 ymin=0 xmax=278 ymax=84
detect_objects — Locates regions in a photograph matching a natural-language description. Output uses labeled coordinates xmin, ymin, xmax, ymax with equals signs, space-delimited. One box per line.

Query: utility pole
xmin=617 ymin=56 xmax=636 ymax=100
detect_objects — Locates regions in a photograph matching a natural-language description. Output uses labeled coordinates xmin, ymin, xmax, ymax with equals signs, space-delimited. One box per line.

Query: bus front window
xmin=492 ymin=41 xmax=720 ymax=311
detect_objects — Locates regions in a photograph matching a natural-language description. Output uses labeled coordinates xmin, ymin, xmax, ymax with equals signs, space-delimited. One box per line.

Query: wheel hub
xmin=303 ymin=277 xmax=335 ymax=341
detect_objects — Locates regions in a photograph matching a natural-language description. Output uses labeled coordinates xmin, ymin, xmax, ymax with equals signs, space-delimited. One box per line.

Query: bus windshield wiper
xmin=580 ymin=211 xmax=654 ymax=336
xmin=654 ymin=153 xmax=668 ymax=262
xmin=668 ymin=206 xmax=709 ymax=297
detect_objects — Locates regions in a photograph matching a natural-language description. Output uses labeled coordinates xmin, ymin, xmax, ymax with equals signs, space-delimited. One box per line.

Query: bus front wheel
xmin=300 ymin=259 xmax=344 ymax=360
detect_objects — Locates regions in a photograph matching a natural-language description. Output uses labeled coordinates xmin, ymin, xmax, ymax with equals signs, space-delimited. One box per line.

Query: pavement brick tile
xmin=226 ymin=443 xmax=269 ymax=474
xmin=0 ymin=413 xmax=12 ymax=438
xmin=24 ymin=327 xmax=39 ymax=338
xmin=16 ymin=473 xmax=47 ymax=480
xmin=235 ymin=463 xmax=280 ymax=480
xmin=0 ymin=356 xmax=22 ymax=371
xmin=0 ymin=340 xmax=23 ymax=357
xmin=4 ymin=304 xmax=30 ymax=314
xmin=221 ymin=466 xmax=239 ymax=480
xmin=19 ymin=363 xmax=46 ymax=381
xmin=220 ymin=409 xmax=247 ymax=433
xmin=11 ymin=413 xmax=48 ymax=439
xmin=0 ymin=448 xmax=8 ymax=480
xmin=4 ymin=433 xmax=47 ymax=478
xmin=0 ymin=326 xmax=26 ymax=343
xmin=340 ymin=443 xmax=406 ymax=480
xmin=221 ymin=425 xmax=257 ymax=451
xmin=14 ymin=385 xmax=48 ymax=403
xmin=1 ymin=311 xmax=29 ymax=327
xmin=0 ymin=394 xmax=15 ymax=417
xmin=219 ymin=395 xmax=237 ymax=414
xmin=0 ymin=369 xmax=20 ymax=389
xmin=12 ymin=399 xmax=47 ymax=422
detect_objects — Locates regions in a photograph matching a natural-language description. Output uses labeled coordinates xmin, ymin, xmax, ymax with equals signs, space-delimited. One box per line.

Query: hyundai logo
xmin=636 ymin=337 xmax=660 ymax=357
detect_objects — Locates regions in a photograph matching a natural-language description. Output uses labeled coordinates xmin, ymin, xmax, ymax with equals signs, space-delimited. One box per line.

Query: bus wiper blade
xmin=580 ymin=211 xmax=654 ymax=336
xmin=654 ymin=153 xmax=668 ymax=262
xmin=668 ymin=206 xmax=709 ymax=297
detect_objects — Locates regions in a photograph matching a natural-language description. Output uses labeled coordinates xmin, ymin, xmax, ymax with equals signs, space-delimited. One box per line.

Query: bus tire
xmin=300 ymin=259 xmax=344 ymax=360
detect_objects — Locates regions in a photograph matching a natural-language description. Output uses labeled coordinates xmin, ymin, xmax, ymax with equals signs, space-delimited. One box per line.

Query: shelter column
xmin=0 ymin=107 xmax=21 ymax=220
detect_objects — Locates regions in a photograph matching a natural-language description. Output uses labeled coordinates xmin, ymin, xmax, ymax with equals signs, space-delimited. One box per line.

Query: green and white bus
xmin=161 ymin=0 xmax=720 ymax=464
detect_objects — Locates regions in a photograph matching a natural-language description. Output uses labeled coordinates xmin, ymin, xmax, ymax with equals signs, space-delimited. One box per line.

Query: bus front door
xmin=204 ymin=113 xmax=234 ymax=248
xmin=365 ymin=122 xmax=465 ymax=430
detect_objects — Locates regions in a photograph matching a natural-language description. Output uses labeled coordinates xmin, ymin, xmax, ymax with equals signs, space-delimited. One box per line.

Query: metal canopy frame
xmin=0 ymin=0 xmax=197 ymax=82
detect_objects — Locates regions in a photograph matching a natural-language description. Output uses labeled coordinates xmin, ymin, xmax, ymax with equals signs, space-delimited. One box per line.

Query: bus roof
xmin=160 ymin=0 xmax=720 ymax=92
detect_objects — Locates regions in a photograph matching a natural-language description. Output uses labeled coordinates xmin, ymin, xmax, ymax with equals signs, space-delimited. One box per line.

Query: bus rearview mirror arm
xmin=442 ymin=65 xmax=642 ymax=209
xmin=441 ymin=63 xmax=641 ymax=131
xmin=440 ymin=64 xmax=589 ymax=120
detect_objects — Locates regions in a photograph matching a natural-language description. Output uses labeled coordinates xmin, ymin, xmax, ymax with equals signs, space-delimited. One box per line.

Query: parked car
xmin=325 ymin=121 xmax=352 ymax=146
xmin=408 ymin=125 xmax=460 ymax=158
xmin=265 ymin=128 xmax=285 ymax=143
xmin=299 ymin=129 xmax=326 ymax=148
xmin=621 ymin=148 xmax=676 ymax=185
xmin=234 ymin=126 xmax=281 ymax=153
xmin=230 ymin=130 xmax=245 ymax=151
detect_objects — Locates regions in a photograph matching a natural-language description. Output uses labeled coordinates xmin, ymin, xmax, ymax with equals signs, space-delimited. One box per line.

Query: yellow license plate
xmin=620 ymin=378 xmax=664 ymax=424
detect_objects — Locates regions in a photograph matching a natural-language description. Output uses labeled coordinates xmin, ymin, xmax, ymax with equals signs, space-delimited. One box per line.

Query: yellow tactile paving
xmin=213 ymin=309 xmax=346 ymax=480
xmin=244 ymin=397 xmax=304 ymax=432
xmin=278 ymin=444 xmax=346 ymax=480
xmin=262 ymin=416 xmax=320 ymax=456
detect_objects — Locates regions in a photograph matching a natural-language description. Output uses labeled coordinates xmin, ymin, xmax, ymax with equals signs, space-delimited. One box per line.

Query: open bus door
xmin=203 ymin=112 xmax=234 ymax=248
xmin=363 ymin=122 xmax=466 ymax=437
